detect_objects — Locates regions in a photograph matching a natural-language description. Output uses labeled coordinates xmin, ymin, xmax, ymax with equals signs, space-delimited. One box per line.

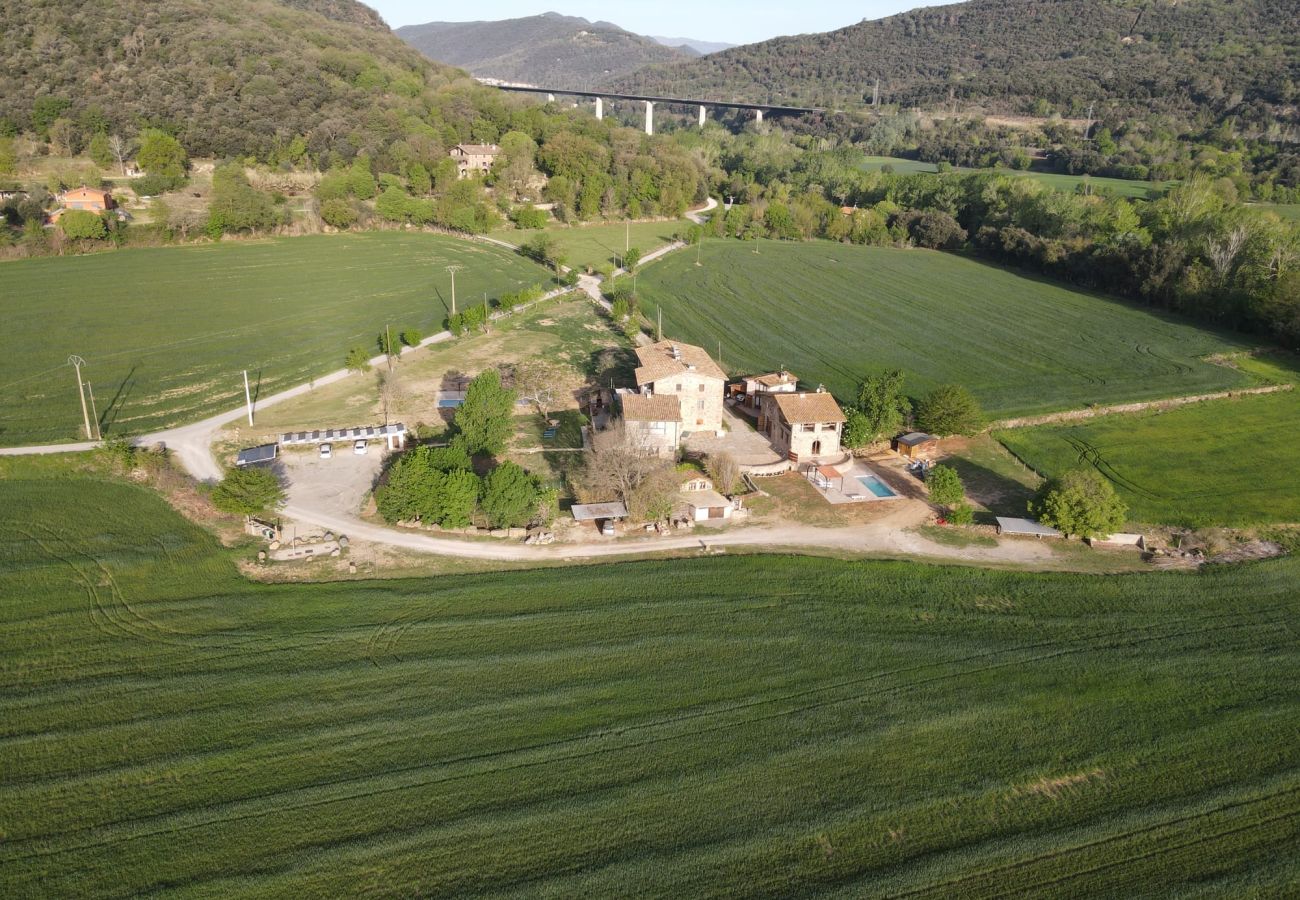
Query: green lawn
xmin=858 ymin=156 xmax=1167 ymax=198
xmin=996 ymin=387 xmax=1300 ymax=527
xmin=489 ymin=219 xmax=687 ymax=271
xmin=1 ymin=464 xmax=1298 ymax=895
xmin=637 ymin=239 xmax=1253 ymax=416
xmin=1251 ymin=202 xmax=1300 ymax=223
xmin=0 ymin=233 xmax=551 ymax=445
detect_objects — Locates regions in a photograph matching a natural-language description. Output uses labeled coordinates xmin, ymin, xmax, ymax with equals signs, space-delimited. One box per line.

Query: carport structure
xmin=281 ymin=423 xmax=408 ymax=451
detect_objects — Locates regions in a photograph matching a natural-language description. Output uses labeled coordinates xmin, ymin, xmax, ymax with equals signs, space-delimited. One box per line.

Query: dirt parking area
xmin=280 ymin=444 xmax=385 ymax=519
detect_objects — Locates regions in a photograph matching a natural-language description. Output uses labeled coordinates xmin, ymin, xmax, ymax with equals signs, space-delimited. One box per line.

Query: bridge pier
xmin=698 ymin=104 xmax=706 ymax=128
xmin=546 ymin=93 xmax=555 ymax=103
xmin=755 ymin=108 xmax=764 ymax=125
xmin=644 ymin=100 xmax=654 ymax=136
xmin=595 ymin=97 xmax=603 ymax=120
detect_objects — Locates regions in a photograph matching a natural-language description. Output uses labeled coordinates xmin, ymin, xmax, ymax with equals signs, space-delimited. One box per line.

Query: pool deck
xmin=808 ymin=461 xmax=905 ymax=505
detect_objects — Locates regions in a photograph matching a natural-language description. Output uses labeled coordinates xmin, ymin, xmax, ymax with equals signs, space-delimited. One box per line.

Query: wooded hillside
xmin=614 ymin=0 xmax=1299 ymax=131
xmin=396 ymin=13 xmax=691 ymax=88
xmin=0 ymin=0 xmax=472 ymax=158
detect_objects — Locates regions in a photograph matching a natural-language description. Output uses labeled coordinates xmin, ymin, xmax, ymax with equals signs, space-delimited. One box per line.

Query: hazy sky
xmin=368 ymin=1 xmax=936 ymax=45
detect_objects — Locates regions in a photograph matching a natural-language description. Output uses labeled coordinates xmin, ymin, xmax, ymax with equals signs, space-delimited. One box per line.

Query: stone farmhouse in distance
xmin=760 ymin=388 xmax=845 ymax=462
xmin=449 ymin=143 xmax=499 ymax=179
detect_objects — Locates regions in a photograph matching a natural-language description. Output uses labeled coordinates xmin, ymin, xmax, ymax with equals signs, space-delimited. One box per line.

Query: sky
xmin=368 ymin=1 xmax=935 ymax=45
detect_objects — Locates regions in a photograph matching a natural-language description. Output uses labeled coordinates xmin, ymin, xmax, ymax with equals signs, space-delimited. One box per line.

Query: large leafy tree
xmin=480 ymin=461 xmax=548 ymax=528
xmin=57 ymin=210 xmax=107 ymax=241
xmin=925 ymin=464 xmax=965 ymax=510
xmin=855 ymin=369 xmax=911 ymax=445
xmin=916 ymin=384 xmax=984 ymax=436
xmin=375 ymin=446 xmax=478 ymax=528
xmin=453 ymin=370 xmax=517 ymax=456
xmin=136 ymin=128 xmax=187 ymax=178
xmin=1031 ymin=468 xmax=1128 ymax=538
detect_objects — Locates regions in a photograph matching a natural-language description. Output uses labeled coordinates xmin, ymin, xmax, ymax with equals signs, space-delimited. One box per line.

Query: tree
xmin=841 ymin=407 xmax=872 ymax=450
xmin=925 ymin=464 xmax=965 ymax=511
xmin=454 ymin=369 xmax=516 ymax=456
xmin=136 ymin=129 xmax=187 ymax=179
xmin=87 ymin=132 xmax=114 ymax=169
xmin=705 ymin=452 xmax=740 ymax=495
xmin=0 ymin=136 xmax=16 ymax=176
xmin=57 ymin=210 xmax=108 ymax=241
xmin=579 ymin=430 xmax=667 ymax=509
xmin=345 ymin=347 xmax=371 ymax=372
xmin=915 ymin=384 xmax=984 ymax=435
xmin=855 ymin=370 xmax=911 ymax=445
xmin=206 ymin=163 xmax=280 ymax=236
xmin=107 ymin=134 xmax=133 ymax=176
xmin=375 ymin=446 xmax=478 ymax=527
xmin=1031 ymin=469 xmax=1128 ymax=539
xmin=514 ymin=358 xmax=574 ymax=416
xmin=399 ymin=328 xmax=423 ymax=347
xmin=622 ymin=246 xmax=642 ymax=271
xmin=480 ymin=461 xmax=545 ymax=528
xmin=347 ymin=155 xmax=375 ymax=199
xmin=319 ymin=198 xmax=357 ymax=229
xmin=211 ymin=466 xmax=284 ymax=516
xmin=627 ymin=464 xmax=680 ymax=522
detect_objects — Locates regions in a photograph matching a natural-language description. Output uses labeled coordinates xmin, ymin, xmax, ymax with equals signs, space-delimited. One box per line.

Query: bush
xmin=480 ymin=461 xmax=547 ymax=528
xmin=132 ymin=173 xmax=184 ymax=196
xmin=345 ymin=347 xmax=371 ymax=372
xmin=916 ymin=384 xmax=984 ymax=436
xmin=375 ymin=446 xmax=478 ymax=527
xmin=946 ymin=501 xmax=975 ymax=525
xmin=925 ymin=464 xmax=965 ymax=509
xmin=1031 ymin=469 xmax=1128 ymax=539
xmin=399 ymin=328 xmax=422 ymax=347
xmin=319 ymin=198 xmax=357 ymax=229
xmin=512 ymin=205 xmax=548 ymax=229
xmin=211 ymin=466 xmax=284 ymax=516
xmin=58 ymin=209 xmax=107 ymax=240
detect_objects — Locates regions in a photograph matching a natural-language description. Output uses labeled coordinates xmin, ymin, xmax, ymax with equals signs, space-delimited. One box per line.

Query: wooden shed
xmin=893 ymin=432 xmax=939 ymax=459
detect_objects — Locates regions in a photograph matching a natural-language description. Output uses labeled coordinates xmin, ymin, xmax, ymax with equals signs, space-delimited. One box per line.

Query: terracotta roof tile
xmin=634 ymin=340 xmax=726 ymax=385
xmin=620 ymin=392 xmax=682 ymax=422
xmin=771 ymin=392 xmax=846 ymax=424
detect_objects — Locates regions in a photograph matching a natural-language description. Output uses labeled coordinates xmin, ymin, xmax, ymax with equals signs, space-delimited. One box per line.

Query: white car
xmin=353 ymin=440 xmax=368 ymax=455
xmin=319 ymin=443 xmax=332 ymax=459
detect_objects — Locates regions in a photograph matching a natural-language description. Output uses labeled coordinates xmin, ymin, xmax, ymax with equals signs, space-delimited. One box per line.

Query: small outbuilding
xmin=995 ymin=517 xmax=1063 ymax=539
xmin=894 ymin=432 xmax=939 ymax=459
xmin=236 ymin=443 xmax=279 ymax=467
xmin=570 ymin=502 xmax=629 ymax=522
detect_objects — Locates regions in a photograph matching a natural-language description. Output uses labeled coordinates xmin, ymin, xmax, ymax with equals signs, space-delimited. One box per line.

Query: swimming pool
xmin=437 ymin=398 xmax=463 ymax=408
xmin=855 ymin=474 xmax=898 ymax=498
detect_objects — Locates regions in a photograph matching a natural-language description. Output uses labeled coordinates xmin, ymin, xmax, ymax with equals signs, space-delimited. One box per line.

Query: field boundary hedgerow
xmin=988 ymin=383 xmax=1293 ymax=430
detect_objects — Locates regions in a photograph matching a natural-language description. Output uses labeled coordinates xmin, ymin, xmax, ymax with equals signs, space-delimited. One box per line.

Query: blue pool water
xmin=438 ymin=398 xmax=463 ymax=408
xmin=856 ymin=474 xmax=898 ymax=498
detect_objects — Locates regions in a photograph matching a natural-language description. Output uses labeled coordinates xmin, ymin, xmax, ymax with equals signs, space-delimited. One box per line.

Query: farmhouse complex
xmin=628 ymin=340 xmax=727 ymax=436
xmin=449 ymin=143 xmax=499 ymax=178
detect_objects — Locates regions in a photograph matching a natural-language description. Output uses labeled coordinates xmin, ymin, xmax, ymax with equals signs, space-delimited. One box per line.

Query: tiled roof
xmin=453 ymin=144 xmax=499 ymax=155
xmin=752 ymin=370 xmax=797 ymax=387
xmin=634 ymin=340 xmax=726 ymax=385
xmin=621 ymin=392 xmax=682 ymax=422
xmin=771 ymin=391 xmax=846 ymax=424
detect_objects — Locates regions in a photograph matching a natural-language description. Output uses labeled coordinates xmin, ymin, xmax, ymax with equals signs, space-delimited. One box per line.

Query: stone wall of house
xmin=649 ymin=374 xmax=724 ymax=435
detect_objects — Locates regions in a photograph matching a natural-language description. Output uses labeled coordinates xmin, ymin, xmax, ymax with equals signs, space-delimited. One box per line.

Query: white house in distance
xmin=759 ymin=387 xmax=846 ymax=463
xmin=631 ymin=340 xmax=727 ymax=436
xmin=449 ymin=143 xmax=499 ymax=179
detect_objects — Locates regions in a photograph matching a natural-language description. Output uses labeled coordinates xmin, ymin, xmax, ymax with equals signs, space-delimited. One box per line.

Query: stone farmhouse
xmin=449 ymin=143 xmax=499 ymax=179
xmin=629 ymin=340 xmax=727 ymax=437
xmin=760 ymin=387 xmax=846 ymax=463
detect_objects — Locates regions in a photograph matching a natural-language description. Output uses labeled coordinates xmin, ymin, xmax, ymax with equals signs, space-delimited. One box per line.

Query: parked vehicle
xmin=600 ymin=519 xmax=616 ymax=536
xmin=319 ymin=443 xmax=332 ymax=459
xmin=353 ymin=440 xmax=368 ymax=455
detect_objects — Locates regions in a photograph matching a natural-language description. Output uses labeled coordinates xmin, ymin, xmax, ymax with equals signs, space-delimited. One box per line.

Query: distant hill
xmin=648 ymin=36 xmax=737 ymax=56
xmin=395 ymin=12 xmax=691 ymax=87
xmin=0 ymin=0 xmax=475 ymax=158
xmin=613 ymin=0 xmax=1300 ymax=126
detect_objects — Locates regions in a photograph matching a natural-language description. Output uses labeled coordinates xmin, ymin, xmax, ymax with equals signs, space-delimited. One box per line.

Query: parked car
xmin=600 ymin=519 xmax=616 ymax=536
xmin=353 ymin=440 xmax=368 ymax=455
xmin=319 ymin=443 xmax=332 ymax=459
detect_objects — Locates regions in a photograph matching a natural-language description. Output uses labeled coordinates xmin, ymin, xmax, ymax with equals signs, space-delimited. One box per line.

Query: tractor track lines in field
xmin=4 ymin=605 xmax=1285 ymax=863
xmin=885 ymin=782 xmax=1300 ymax=899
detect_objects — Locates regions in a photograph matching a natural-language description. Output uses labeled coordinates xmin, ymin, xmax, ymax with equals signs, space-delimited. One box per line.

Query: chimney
xmin=670 ymin=344 xmax=681 ymax=360
xmin=816 ymin=384 xmax=825 ymax=393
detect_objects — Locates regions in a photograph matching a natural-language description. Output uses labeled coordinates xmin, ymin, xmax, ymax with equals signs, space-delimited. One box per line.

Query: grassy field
xmin=637 ymin=239 xmax=1253 ymax=416
xmin=1 ymin=464 xmax=1298 ymax=895
xmin=1251 ymin=202 xmax=1300 ymax=222
xmin=488 ymin=219 xmax=687 ymax=271
xmin=996 ymin=386 xmax=1300 ymax=528
xmin=857 ymin=156 xmax=1166 ymax=198
xmin=0 ymin=233 xmax=551 ymax=445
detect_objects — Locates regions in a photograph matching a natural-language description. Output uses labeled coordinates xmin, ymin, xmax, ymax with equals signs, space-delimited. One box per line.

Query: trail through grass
xmin=0 ymin=461 xmax=1297 ymax=896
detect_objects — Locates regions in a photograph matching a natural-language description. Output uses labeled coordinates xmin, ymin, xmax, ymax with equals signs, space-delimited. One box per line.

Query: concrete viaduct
xmin=492 ymin=84 xmax=824 ymax=135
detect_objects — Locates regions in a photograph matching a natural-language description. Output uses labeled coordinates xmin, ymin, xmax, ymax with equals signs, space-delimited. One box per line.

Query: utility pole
xmin=625 ymin=219 xmax=630 ymax=255
xmin=446 ymin=264 xmax=463 ymax=316
xmin=86 ymin=382 xmax=102 ymax=440
xmin=243 ymin=369 xmax=254 ymax=425
xmin=657 ymin=306 xmax=662 ymax=342
xmin=872 ymin=78 xmax=880 ymax=108
xmin=68 ymin=355 xmax=92 ymax=440
xmin=695 ymin=231 xmax=703 ymax=266
xmin=385 ymin=325 xmax=393 ymax=372
xmin=1084 ymin=103 xmax=1095 ymax=141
